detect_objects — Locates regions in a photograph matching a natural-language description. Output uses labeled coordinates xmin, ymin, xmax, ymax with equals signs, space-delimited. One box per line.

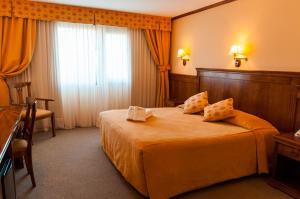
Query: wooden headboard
xmin=170 ymin=68 xmax=300 ymax=132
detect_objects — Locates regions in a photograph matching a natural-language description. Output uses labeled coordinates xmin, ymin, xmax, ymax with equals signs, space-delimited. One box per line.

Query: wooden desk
xmin=0 ymin=106 xmax=23 ymax=199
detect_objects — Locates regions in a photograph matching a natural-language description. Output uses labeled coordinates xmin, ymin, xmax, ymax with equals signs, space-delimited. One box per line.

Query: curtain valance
xmin=12 ymin=0 xmax=94 ymax=24
xmin=94 ymin=10 xmax=171 ymax=31
xmin=5 ymin=0 xmax=171 ymax=31
xmin=0 ymin=0 xmax=11 ymax=17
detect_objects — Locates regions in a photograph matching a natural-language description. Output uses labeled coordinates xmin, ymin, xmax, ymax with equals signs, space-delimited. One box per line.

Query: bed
xmin=98 ymin=107 xmax=278 ymax=199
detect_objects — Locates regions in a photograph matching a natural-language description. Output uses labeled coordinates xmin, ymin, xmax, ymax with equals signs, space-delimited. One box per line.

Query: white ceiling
xmin=35 ymin=0 xmax=223 ymax=17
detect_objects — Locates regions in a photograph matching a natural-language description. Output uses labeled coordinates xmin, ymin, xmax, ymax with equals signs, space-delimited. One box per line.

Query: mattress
xmin=98 ymin=108 xmax=278 ymax=199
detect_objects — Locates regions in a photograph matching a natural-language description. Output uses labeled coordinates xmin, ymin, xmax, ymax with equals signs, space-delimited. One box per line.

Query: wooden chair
xmin=13 ymin=98 xmax=37 ymax=187
xmin=12 ymin=82 xmax=56 ymax=137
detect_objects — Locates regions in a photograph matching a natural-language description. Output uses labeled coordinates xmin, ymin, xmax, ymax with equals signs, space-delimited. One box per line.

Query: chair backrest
xmin=13 ymin=82 xmax=32 ymax=105
xmin=23 ymin=97 xmax=37 ymax=147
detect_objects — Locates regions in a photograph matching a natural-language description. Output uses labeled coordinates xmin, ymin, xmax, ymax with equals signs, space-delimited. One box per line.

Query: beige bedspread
xmin=98 ymin=108 xmax=278 ymax=199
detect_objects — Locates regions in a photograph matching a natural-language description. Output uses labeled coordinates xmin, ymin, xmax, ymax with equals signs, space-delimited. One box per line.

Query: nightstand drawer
xmin=270 ymin=133 xmax=300 ymax=198
xmin=277 ymin=143 xmax=300 ymax=161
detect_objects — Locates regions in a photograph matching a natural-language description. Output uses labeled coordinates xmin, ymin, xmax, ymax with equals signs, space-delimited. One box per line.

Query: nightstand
xmin=269 ymin=133 xmax=300 ymax=199
xmin=165 ymin=99 xmax=184 ymax=107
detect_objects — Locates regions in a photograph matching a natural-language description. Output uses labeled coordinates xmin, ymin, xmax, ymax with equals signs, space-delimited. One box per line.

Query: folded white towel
xmin=127 ymin=106 xmax=153 ymax=122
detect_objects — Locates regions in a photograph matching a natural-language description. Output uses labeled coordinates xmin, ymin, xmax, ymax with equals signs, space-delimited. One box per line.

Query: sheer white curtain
xmin=9 ymin=21 xmax=157 ymax=129
xmin=55 ymin=22 xmax=132 ymax=128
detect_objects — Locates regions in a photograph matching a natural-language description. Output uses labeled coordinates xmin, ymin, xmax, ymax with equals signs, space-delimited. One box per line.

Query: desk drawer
xmin=277 ymin=144 xmax=300 ymax=161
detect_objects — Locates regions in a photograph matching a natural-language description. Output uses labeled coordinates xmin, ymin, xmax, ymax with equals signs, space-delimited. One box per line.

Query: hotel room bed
xmin=98 ymin=107 xmax=278 ymax=199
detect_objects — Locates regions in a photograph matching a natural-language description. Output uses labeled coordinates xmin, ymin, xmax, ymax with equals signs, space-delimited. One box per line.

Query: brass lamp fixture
xmin=229 ymin=45 xmax=248 ymax=67
xmin=177 ymin=48 xmax=190 ymax=66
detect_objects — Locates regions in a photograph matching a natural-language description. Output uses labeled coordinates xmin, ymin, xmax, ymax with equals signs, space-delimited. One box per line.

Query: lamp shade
xmin=177 ymin=49 xmax=185 ymax=58
xmin=229 ymin=45 xmax=243 ymax=55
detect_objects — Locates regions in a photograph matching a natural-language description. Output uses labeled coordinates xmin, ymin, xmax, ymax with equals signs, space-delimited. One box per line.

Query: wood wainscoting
xmin=293 ymin=85 xmax=300 ymax=131
xmin=169 ymin=74 xmax=198 ymax=102
xmin=169 ymin=68 xmax=300 ymax=132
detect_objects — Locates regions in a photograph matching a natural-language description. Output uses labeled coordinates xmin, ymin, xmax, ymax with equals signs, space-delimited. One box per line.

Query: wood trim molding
xmin=172 ymin=0 xmax=238 ymax=21
xmin=196 ymin=68 xmax=300 ymax=77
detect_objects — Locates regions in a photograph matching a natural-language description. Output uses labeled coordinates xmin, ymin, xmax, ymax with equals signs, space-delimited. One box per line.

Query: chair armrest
xmin=35 ymin=98 xmax=54 ymax=110
xmin=10 ymin=102 xmax=26 ymax=107
xmin=35 ymin=97 xmax=54 ymax=102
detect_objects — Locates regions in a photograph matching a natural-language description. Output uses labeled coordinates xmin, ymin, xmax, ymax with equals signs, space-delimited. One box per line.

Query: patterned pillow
xmin=203 ymin=98 xmax=235 ymax=122
xmin=184 ymin=91 xmax=209 ymax=114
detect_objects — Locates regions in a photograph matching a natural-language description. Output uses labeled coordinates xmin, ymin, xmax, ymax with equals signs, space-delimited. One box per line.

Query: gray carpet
xmin=15 ymin=128 xmax=291 ymax=199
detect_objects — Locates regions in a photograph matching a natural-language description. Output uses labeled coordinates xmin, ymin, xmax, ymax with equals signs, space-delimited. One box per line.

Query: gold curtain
xmin=144 ymin=30 xmax=171 ymax=107
xmin=0 ymin=17 xmax=36 ymax=106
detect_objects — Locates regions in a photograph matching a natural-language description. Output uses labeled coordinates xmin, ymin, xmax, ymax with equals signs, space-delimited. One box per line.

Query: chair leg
xmin=51 ymin=113 xmax=56 ymax=137
xmin=24 ymin=156 xmax=30 ymax=175
xmin=25 ymin=153 xmax=36 ymax=187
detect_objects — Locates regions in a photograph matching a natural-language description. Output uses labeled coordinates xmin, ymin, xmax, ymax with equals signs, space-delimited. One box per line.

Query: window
xmin=101 ymin=27 xmax=131 ymax=83
xmin=55 ymin=22 xmax=131 ymax=86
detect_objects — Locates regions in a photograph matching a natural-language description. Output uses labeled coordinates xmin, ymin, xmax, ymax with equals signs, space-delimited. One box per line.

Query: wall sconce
xmin=177 ymin=48 xmax=190 ymax=66
xmin=229 ymin=45 xmax=248 ymax=67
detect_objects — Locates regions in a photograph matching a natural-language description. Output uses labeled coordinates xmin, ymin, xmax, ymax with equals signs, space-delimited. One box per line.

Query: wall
xmin=171 ymin=0 xmax=300 ymax=75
